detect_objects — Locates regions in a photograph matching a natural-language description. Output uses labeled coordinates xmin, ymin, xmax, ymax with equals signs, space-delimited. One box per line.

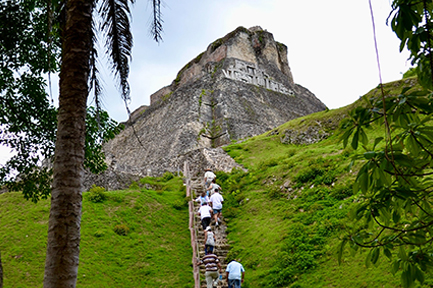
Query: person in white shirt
xmin=226 ymin=260 xmax=245 ymax=288
xmin=206 ymin=178 xmax=221 ymax=197
xmin=204 ymin=168 xmax=216 ymax=195
xmin=204 ymin=226 xmax=216 ymax=255
xmin=209 ymin=188 xmax=224 ymax=226
xmin=195 ymin=191 xmax=209 ymax=206
xmin=198 ymin=202 xmax=213 ymax=230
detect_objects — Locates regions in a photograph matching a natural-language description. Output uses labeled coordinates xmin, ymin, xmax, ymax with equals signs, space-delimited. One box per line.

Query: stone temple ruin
xmin=84 ymin=26 xmax=327 ymax=190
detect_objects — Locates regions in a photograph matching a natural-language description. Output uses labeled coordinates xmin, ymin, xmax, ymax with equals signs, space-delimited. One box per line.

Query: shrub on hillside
xmin=294 ymin=167 xmax=324 ymax=184
xmin=172 ymin=199 xmax=188 ymax=210
xmin=268 ymin=187 xmax=282 ymax=199
xmin=129 ymin=181 xmax=139 ymax=190
xmin=94 ymin=230 xmax=105 ymax=238
xmin=329 ymin=183 xmax=353 ymax=200
xmin=258 ymin=158 xmax=279 ymax=169
xmin=113 ymin=224 xmax=130 ymax=236
xmin=215 ymin=171 xmax=229 ymax=183
xmin=264 ymin=222 xmax=323 ymax=287
xmin=316 ymin=172 xmax=335 ymax=186
xmin=224 ymin=206 xmax=239 ymax=220
xmin=162 ymin=171 xmax=174 ymax=182
xmin=87 ymin=185 xmax=107 ymax=203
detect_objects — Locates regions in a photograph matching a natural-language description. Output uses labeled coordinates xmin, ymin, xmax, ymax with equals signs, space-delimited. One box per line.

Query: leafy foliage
xmin=87 ymin=185 xmax=108 ymax=203
xmin=389 ymin=0 xmax=433 ymax=90
xmin=0 ymin=105 xmax=122 ymax=202
xmin=338 ymin=1 xmax=433 ymax=286
xmin=0 ymin=0 xmax=123 ymax=202
xmin=84 ymin=107 xmax=124 ymax=174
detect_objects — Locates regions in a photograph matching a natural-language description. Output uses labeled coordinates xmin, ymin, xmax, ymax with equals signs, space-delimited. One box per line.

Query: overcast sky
xmin=0 ymin=0 xmax=412 ymax=164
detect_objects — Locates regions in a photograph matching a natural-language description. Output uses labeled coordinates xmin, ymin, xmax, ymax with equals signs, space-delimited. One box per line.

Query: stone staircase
xmin=191 ymin=177 xmax=229 ymax=288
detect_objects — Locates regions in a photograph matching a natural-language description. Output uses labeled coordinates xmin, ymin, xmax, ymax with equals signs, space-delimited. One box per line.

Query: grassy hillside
xmin=217 ymin=77 xmax=433 ymax=288
xmin=0 ymin=175 xmax=192 ymax=288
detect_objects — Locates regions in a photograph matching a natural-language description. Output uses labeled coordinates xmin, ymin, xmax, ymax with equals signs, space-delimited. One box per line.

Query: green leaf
xmin=398 ymin=246 xmax=407 ymax=261
xmin=363 ymin=151 xmax=376 ymax=160
xmin=405 ymin=233 xmax=426 ymax=245
xmin=337 ymin=239 xmax=347 ymax=265
xmin=401 ymin=86 xmax=412 ymax=94
xmin=391 ymin=260 xmax=400 ymax=275
xmin=373 ymin=137 xmax=384 ymax=149
xmin=351 ymin=129 xmax=359 ymax=150
xmin=371 ymin=247 xmax=380 ymax=265
xmin=359 ymin=128 xmax=368 ymax=146
xmin=365 ymin=249 xmax=373 ymax=268
xmin=401 ymin=269 xmax=412 ymax=288
xmin=415 ymin=266 xmax=425 ymax=284
xmin=341 ymin=126 xmax=354 ymax=148
xmin=384 ymin=248 xmax=392 ymax=260
xmin=358 ymin=169 xmax=369 ymax=194
xmin=392 ymin=210 xmax=401 ymax=224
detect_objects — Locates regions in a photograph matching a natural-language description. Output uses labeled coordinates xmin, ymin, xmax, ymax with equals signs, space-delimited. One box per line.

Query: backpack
xmin=200 ymin=196 xmax=207 ymax=205
xmin=206 ymin=231 xmax=215 ymax=246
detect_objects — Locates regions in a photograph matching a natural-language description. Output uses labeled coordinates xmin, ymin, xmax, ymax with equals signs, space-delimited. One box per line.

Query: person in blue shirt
xmin=225 ymin=259 xmax=245 ymax=288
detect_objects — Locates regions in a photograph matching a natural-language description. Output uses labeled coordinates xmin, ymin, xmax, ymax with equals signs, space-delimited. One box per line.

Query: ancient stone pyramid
xmin=86 ymin=26 xmax=327 ymax=190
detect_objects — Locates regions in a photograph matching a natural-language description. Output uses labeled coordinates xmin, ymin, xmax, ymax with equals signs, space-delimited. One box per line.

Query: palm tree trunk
xmin=43 ymin=0 xmax=92 ymax=287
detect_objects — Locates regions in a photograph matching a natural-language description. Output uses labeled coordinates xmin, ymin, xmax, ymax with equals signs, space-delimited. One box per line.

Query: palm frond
xmin=99 ymin=0 xmax=134 ymax=103
xmin=150 ymin=0 xmax=163 ymax=43
xmin=90 ymin=16 xmax=103 ymax=128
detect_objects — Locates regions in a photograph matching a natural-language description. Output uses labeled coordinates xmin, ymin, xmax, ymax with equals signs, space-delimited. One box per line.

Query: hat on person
xmin=205 ymin=226 xmax=212 ymax=231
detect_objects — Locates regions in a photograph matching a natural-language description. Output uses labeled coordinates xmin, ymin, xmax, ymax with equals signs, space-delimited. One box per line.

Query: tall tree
xmin=42 ymin=0 xmax=163 ymax=286
xmin=43 ymin=1 xmax=92 ymax=285
xmin=0 ymin=0 xmax=160 ymax=285
xmin=339 ymin=1 xmax=433 ymax=287
xmin=0 ymin=0 xmax=59 ymax=201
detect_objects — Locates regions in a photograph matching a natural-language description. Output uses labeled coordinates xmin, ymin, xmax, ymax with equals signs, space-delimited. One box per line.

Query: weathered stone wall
xmin=149 ymin=86 xmax=173 ymax=106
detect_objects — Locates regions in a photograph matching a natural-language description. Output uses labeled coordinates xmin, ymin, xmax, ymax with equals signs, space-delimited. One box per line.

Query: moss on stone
xmin=161 ymin=91 xmax=173 ymax=102
xmin=210 ymin=26 xmax=251 ymax=53
xmin=211 ymin=61 xmax=224 ymax=78
xmin=174 ymin=52 xmax=205 ymax=86
xmin=276 ymin=41 xmax=286 ymax=52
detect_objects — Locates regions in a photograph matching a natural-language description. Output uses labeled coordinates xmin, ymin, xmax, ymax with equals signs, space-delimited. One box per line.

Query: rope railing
xmin=185 ymin=161 xmax=200 ymax=288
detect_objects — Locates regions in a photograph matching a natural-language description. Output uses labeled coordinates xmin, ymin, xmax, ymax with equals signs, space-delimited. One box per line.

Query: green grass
xmin=0 ymin=175 xmax=192 ymax=288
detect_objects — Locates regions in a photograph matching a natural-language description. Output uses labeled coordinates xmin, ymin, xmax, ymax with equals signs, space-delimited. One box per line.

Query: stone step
xmin=200 ymin=282 xmax=228 ymax=288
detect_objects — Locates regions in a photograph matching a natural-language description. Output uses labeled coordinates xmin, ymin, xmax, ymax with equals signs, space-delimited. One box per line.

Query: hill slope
xmin=0 ymin=176 xmax=192 ymax=288
xmin=216 ymin=77 xmax=431 ymax=287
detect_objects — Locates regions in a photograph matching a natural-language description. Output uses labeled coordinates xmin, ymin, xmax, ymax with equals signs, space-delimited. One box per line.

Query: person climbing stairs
xmin=190 ymin=176 xmax=230 ymax=288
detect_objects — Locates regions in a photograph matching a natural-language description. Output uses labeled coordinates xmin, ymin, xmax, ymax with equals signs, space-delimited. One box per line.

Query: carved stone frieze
xmin=222 ymin=59 xmax=295 ymax=95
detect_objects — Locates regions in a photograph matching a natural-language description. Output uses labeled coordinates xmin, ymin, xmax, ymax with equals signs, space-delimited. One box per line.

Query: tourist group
xmin=197 ymin=168 xmax=245 ymax=288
